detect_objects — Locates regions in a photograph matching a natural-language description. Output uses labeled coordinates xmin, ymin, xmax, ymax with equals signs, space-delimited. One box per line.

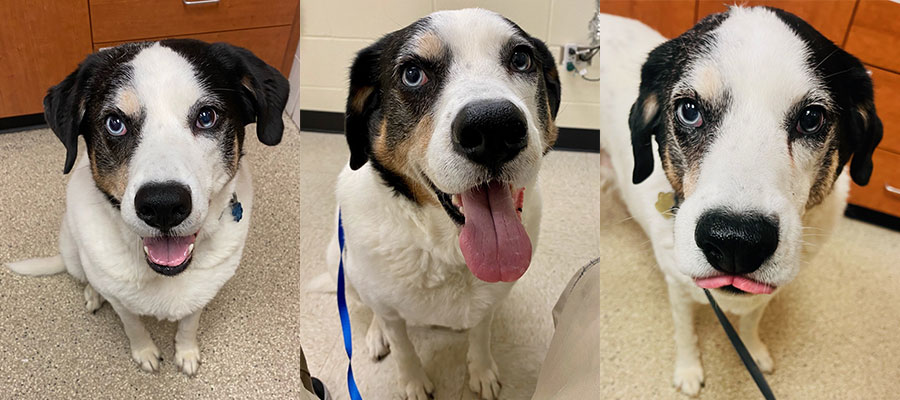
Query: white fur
xmin=6 ymin=43 xmax=255 ymax=376
xmin=330 ymin=9 xmax=547 ymax=400
xmin=598 ymin=10 xmax=849 ymax=396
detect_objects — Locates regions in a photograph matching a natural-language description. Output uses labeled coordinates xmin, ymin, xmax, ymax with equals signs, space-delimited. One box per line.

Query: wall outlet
xmin=561 ymin=43 xmax=578 ymax=72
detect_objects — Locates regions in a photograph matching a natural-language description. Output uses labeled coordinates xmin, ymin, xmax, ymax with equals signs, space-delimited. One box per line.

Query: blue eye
xmin=105 ymin=115 xmax=126 ymax=136
xmin=676 ymin=100 xmax=703 ymax=128
xmin=401 ymin=65 xmax=427 ymax=87
xmin=196 ymin=107 xmax=217 ymax=129
xmin=510 ymin=48 xmax=532 ymax=72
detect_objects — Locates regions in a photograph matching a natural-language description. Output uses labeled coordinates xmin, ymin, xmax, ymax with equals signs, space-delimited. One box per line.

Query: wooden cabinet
xmin=0 ymin=0 xmax=299 ymax=119
xmin=845 ymin=0 xmax=900 ymax=73
xmin=599 ymin=0 xmax=696 ymax=39
xmin=0 ymin=1 xmax=94 ymax=118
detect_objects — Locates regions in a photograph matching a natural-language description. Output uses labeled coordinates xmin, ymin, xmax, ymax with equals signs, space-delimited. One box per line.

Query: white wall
xmin=286 ymin=0 xmax=600 ymax=131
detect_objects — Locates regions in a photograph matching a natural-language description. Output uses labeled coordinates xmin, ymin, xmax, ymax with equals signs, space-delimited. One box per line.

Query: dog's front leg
xmin=667 ymin=281 xmax=703 ymax=396
xmin=739 ymin=299 xmax=774 ymax=373
xmin=108 ymin=298 xmax=160 ymax=372
xmin=175 ymin=309 xmax=203 ymax=376
xmin=380 ymin=315 xmax=434 ymax=400
xmin=467 ymin=311 xmax=500 ymax=400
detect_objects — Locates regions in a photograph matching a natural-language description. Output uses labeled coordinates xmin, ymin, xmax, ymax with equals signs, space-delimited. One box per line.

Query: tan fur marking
xmin=693 ymin=65 xmax=724 ymax=100
xmin=89 ymin=148 xmax=128 ymax=199
xmin=805 ymin=149 xmax=839 ymax=209
xmin=661 ymin=146 xmax=684 ymax=195
xmin=543 ymin=103 xmax=558 ymax=150
xmin=351 ymin=86 xmax=374 ymax=114
xmin=116 ymin=89 xmax=141 ymax=117
xmin=415 ymin=32 xmax=444 ymax=61
xmin=372 ymin=118 xmax=437 ymax=206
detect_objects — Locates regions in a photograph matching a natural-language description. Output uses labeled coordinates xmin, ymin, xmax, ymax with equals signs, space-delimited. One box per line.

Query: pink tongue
xmin=694 ymin=275 xmax=774 ymax=294
xmin=459 ymin=182 xmax=532 ymax=283
xmin=143 ymin=236 xmax=195 ymax=267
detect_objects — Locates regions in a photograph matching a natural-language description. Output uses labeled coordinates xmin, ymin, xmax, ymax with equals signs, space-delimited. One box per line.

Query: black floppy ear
xmin=628 ymin=42 xmax=673 ymax=184
xmin=345 ymin=39 xmax=385 ymax=170
xmin=528 ymin=37 xmax=561 ymax=119
xmin=846 ymin=99 xmax=882 ymax=186
xmin=44 ymin=54 xmax=99 ymax=174
xmin=214 ymin=43 xmax=290 ymax=146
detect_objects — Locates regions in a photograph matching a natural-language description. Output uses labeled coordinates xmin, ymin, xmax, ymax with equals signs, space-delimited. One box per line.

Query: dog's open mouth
xmin=142 ymin=234 xmax=197 ymax=276
xmin=438 ymin=181 xmax=531 ymax=283
xmin=694 ymin=275 xmax=775 ymax=295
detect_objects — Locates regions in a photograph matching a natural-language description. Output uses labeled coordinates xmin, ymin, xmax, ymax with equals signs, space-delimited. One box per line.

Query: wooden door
xmin=0 ymin=0 xmax=93 ymax=118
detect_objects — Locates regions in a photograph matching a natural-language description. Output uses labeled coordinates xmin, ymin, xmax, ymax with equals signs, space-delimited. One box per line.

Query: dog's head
xmin=629 ymin=7 xmax=882 ymax=294
xmin=344 ymin=9 xmax=560 ymax=282
xmin=44 ymin=40 xmax=289 ymax=276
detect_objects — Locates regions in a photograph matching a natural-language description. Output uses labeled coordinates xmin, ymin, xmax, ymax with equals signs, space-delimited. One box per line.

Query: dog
xmin=6 ymin=39 xmax=289 ymax=376
xmin=328 ymin=8 xmax=560 ymax=400
xmin=597 ymin=7 xmax=882 ymax=396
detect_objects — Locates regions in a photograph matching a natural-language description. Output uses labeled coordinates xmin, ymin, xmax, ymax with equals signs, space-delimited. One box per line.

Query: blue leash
xmin=337 ymin=211 xmax=363 ymax=400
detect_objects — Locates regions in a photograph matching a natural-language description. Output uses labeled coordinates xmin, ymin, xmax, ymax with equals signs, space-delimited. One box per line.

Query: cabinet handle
xmin=886 ymin=184 xmax=900 ymax=197
xmin=183 ymin=0 xmax=219 ymax=5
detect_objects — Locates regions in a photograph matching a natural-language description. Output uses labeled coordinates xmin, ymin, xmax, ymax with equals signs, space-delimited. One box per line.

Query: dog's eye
xmin=401 ymin=65 xmax=428 ymax=87
xmin=195 ymin=107 xmax=218 ymax=129
xmin=676 ymin=100 xmax=703 ymax=128
xmin=105 ymin=115 xmax=127 ymax=136
xmin=510 ymin=48 xmax=532 ymax=72
xmin=796 ymin=106 xmax=825 ymax=135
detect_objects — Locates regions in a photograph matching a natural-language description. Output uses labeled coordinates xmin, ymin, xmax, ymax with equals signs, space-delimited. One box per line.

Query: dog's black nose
xmin=134 ymin=182 xmax=192 ymax=231
xmin=694 ymin=210 xmax=779 ymax=275
xmin=452 ymin=99 xmax=527 ymax=170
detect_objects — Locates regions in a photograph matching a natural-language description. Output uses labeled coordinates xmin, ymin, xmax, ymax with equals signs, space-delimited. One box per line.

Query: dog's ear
xmin=213 ymin=43 xmax=290 ymax=146
xmin=528 ymin=37 xmax=561 ymax=119
xmin=831 ymin=60 xmax=883 ymax=186
xmin=846 ymin=101 xmax=882 ymax=185
xmin=345 ymin=39 xmax=385 ymax=170
xmin=629 ymin=42 xmax=673 ymax=184
xmin=44 ymin=55 xmax=100 ymax=174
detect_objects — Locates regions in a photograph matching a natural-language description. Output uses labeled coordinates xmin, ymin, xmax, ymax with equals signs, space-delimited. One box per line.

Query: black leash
xmin=703 ymin=289 xmax=776 ymax=400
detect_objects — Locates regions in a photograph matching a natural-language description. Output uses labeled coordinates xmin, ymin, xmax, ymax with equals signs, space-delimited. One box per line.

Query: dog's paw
xmin=673 ymin=364 xmax=704 ymax=397
xmin=175 ymin=345 xmax=201 ymax=376
xmin=84 ymin=285 xmax=104 ymax=313
xmin=397 ymin=371 xmax=434 ymax=400
xmin=131 ymin=344 xmax=162 ymax=372
xmin=366 ymin=321 xmax=391 ymax=361
xmin=467 ymin=358 xmax=501 ymax=400
xmin=747 ymin=341 xmax=775 ymax=373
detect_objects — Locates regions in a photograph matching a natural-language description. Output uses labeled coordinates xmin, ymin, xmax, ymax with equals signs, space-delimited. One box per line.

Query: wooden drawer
xmin=93 ymin=25 xmax=294 ymax=75
xmin=849 ymin=149 xmax=900 ymax=217
xmin=0 ymin=1 xmax=93 ymax=118
xmin=600 ymin=1 xmax=696 ymax=39
xmin=845 ymin=0 xmax=900 ymax=72
xmin=697 ymin=0 xmax=856 ymax=45
xmin=90 ymin=0 xmax=298 ymax=43
xmin=870 ymin=66 xmax=900 ymax=154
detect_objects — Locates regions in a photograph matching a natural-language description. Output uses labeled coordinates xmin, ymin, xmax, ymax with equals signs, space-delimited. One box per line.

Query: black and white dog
xmin=7 ymin=40 xmax=289 ymax=376
xmin=599 ymin=7 xmax=882 ymax=395
xmin=328 ymin=9 xmax=560 ymax=400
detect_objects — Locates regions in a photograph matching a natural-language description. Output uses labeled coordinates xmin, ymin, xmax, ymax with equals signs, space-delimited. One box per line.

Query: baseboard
xmin=845 ymin=204 xmax=900 ymax=232
xmin=298 ymin=109 xmax=600 ymax=152
xmin=0 ymin=113 xmax=47 ymax=134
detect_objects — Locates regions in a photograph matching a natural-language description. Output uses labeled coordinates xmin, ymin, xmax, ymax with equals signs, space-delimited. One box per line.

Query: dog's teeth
xmin=188 ymin=243 xmax=194 ymax=254
xmin=143 ymin=246 xmax=149 ymax=255
xmin=451 ymin=194 xmax=461 ymax=207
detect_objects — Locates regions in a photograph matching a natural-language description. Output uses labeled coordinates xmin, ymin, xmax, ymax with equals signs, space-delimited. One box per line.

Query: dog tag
xmin=655 ymin=191 xmax=675 ymax=219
